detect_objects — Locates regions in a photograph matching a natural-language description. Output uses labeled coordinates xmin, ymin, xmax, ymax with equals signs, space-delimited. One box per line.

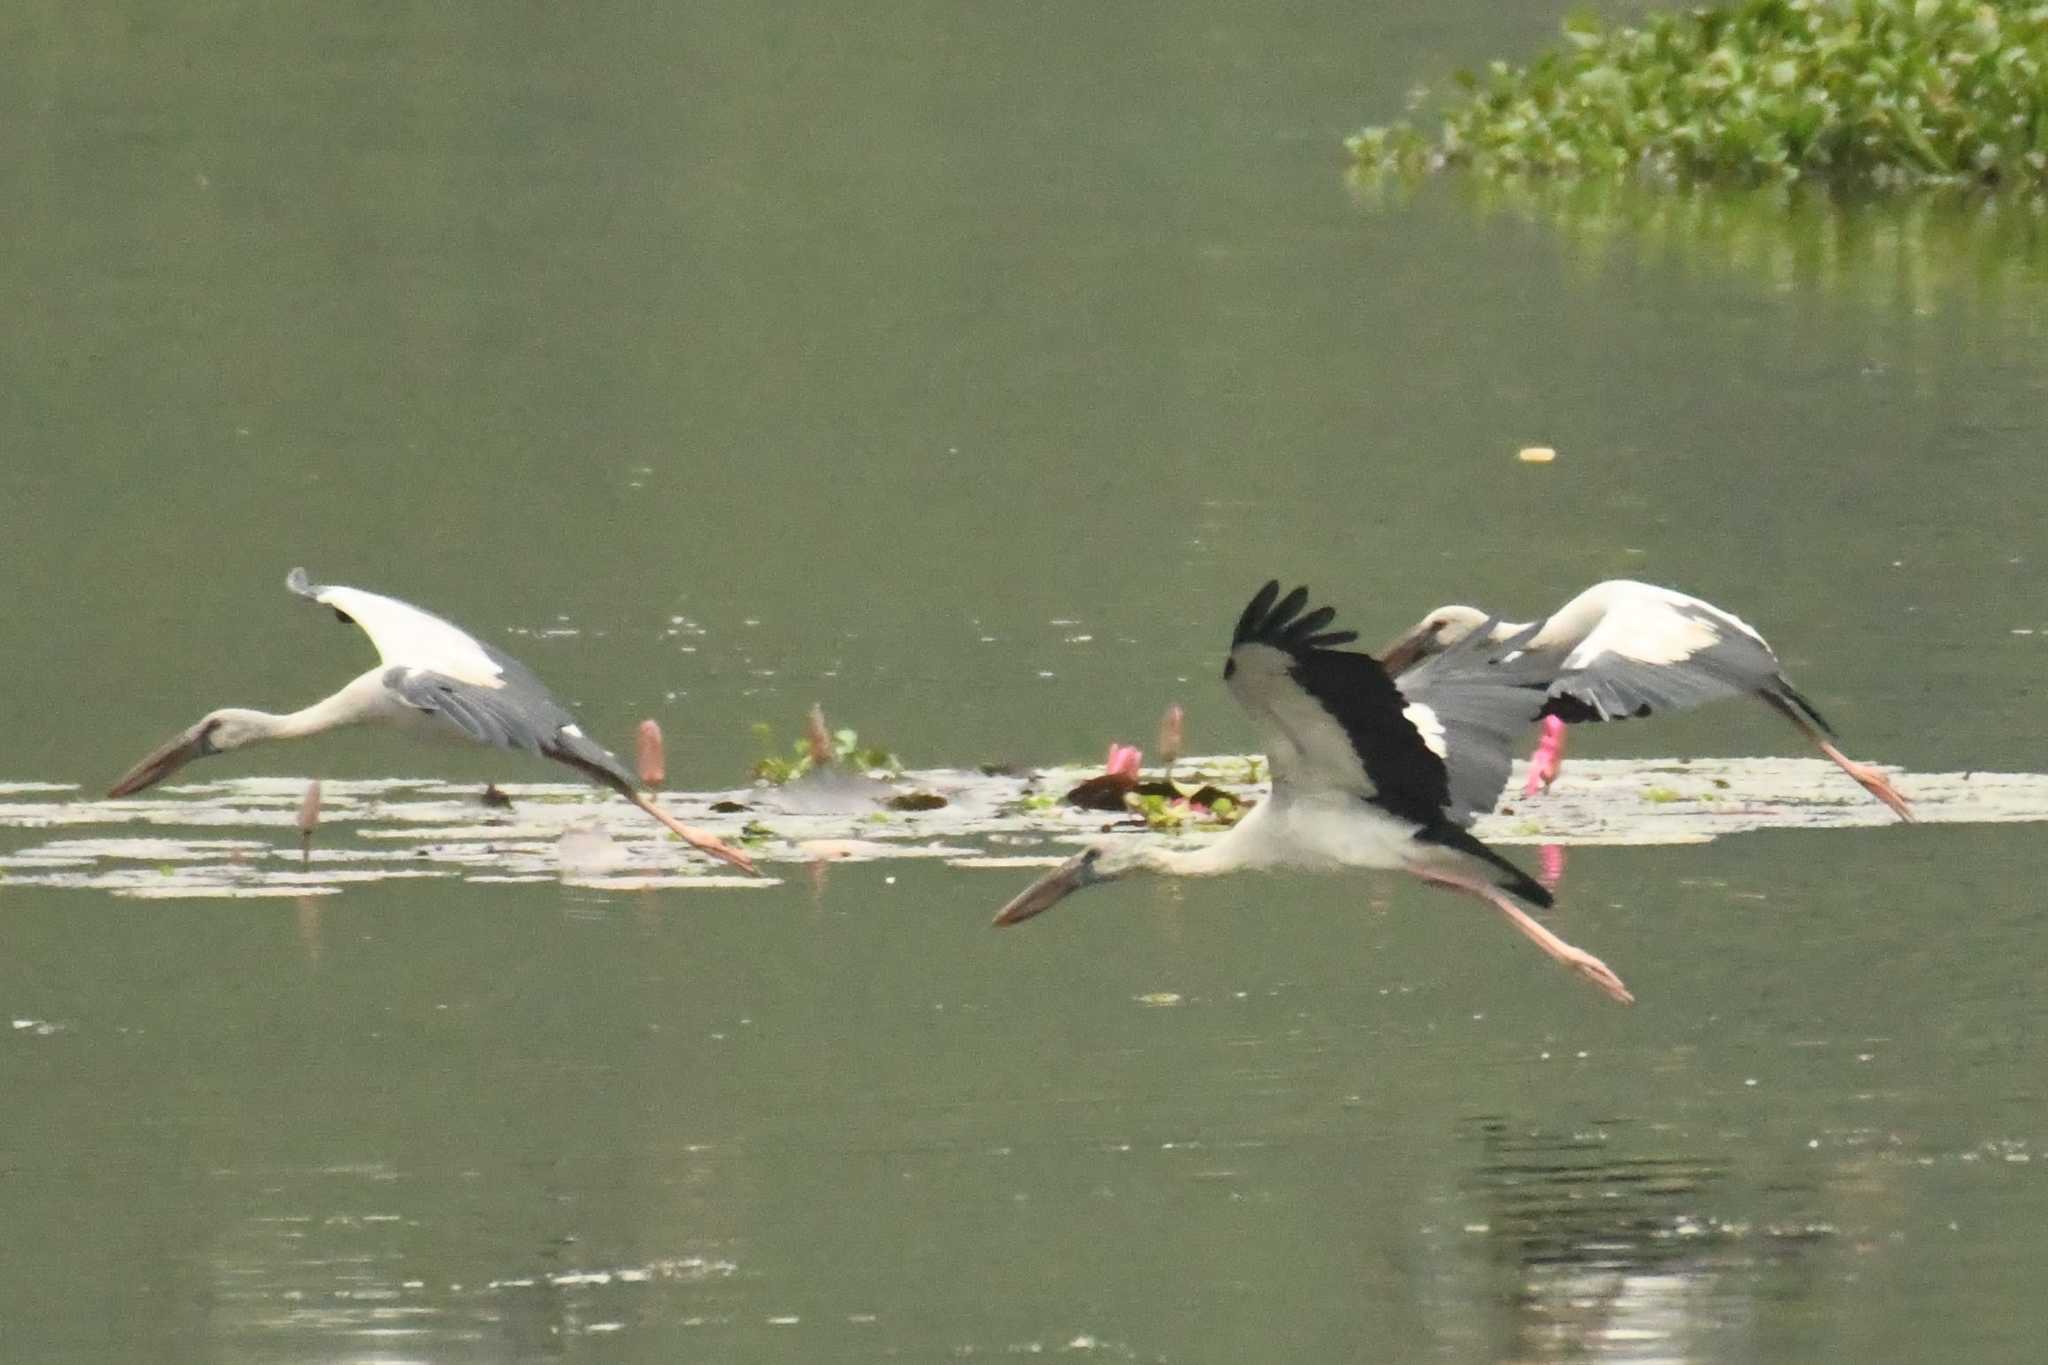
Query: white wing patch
xmin=1567 ymin=590 xmax=1726 ymax=669
xmin=315 ymin=585 xmax=506 ymax=689
xmin=1402 ymin=702 xmax=1447 ymax=758
xmin=1224 ymin=642 xmax=1375 ymax=797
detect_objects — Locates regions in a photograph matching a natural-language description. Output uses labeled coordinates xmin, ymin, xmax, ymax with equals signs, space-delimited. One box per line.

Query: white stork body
xmin=1379 ymin=579 xmax=1913 ymax=821
xmin=107 ymin=569 xmax=755 ymax=874
xmin=993 ymin=582 xmax=1633 ymax=1004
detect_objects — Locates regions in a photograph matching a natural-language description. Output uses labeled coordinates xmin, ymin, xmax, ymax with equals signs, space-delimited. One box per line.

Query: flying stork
xmin=992 ymin=582 xmax=1634 ymax=1004
xmin=106 ymin=568 xmax=757 ymax=874
xmin=1376 ymin=579 xmax=1913 ymax=821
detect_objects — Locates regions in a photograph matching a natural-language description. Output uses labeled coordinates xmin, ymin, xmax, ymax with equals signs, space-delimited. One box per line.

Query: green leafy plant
xmin=1126 ymin=789 xmax=1247 ymax=831
xmin=1350 ymin=0 xmax=2048 ymax=191
xmin=749 ymin=722 xmax=902 ymax=784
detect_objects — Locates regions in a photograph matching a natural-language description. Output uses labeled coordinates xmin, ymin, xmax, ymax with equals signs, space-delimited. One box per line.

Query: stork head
xmin=1377 ymin=604 xmax=1492 ymax=675
xmin=107 ymin=709 xmax=272 ymax=797
xmin=991 ymin=841 xmax=1156 ymax=926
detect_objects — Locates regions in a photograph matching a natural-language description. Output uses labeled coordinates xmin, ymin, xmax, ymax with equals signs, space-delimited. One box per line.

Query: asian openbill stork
xmin=992 ymin=582 xmax=1633 ymax=1004
xmin=1376 ymin=579 xmax=1912 ymax=821
xmin=106 ymin=569 xmax=757 ymax=874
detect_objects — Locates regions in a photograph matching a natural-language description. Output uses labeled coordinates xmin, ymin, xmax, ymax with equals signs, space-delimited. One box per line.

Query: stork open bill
xmin=1379 ymin=579 xmax=1913 ymax=821
xmin=105 ymin=568 xmax=756 ymax=875
xmin=992 ymin=581 xmax=1634 ymax=1005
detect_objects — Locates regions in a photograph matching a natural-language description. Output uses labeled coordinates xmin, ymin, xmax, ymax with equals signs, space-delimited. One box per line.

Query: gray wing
xmin=382 ymin=667 xmax=639 ymax=796
xmin=1396 ymin=622 xmax=1556 ymax=826
xmin=1545 ymin=597 xmax=1779 ymax=723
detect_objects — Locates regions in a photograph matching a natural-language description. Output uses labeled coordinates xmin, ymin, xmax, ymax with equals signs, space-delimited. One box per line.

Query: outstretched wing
xmin=287 ymin=567 xmax=507 ymax=690
xmin=1222 ymin=581 xmax=1456 ymax=826
xmin=1397 ymin=621 xmax=1555 ymax=825
xmin=1541 ymin=583 xmax=1783 ymax=725
xmin=381 ymin=667 xmax=639 ymax=796
xmin=289 ymin=569 xmax=639 ymax=795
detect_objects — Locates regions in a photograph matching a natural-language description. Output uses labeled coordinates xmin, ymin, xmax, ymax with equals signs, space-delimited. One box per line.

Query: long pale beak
xmin=1376 ymin=627 xmax=1428 ymax=677
xmin=992 ymin=851 xmax=1096 ymax=926
xmin=108 ymin=726 xmax=210 ymax=798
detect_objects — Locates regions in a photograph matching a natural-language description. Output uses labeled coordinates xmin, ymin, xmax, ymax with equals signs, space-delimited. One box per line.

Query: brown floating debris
xmin=886 ymin=792 xmax=948 ymax=812
xmin=1063 ymin=773 xmax=1137 ymax=811
xmin=296 ymin=780 xmax=321 ymax=867
xmin=636 ymin=718 xmax=666 ymax=789
xmin=1065 ymin=743 xmax=1143 ymax=810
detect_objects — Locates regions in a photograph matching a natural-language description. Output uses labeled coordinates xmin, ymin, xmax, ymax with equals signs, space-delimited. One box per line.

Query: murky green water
xmin=7 ymin=2 xmax=2048 ymax=1360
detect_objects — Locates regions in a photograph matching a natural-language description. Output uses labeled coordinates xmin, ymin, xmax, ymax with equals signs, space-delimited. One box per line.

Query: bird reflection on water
xmin=1439 ymin=1118 xmax=1835 ymax=1362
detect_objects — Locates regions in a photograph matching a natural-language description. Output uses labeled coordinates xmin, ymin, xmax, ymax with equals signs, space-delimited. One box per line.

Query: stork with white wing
xmin=108 ymin=569 xmax=755 ymax=874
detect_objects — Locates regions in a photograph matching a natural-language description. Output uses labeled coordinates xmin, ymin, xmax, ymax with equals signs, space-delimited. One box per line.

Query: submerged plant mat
xmin=0 ymin=757 xmax=2033 ymax=898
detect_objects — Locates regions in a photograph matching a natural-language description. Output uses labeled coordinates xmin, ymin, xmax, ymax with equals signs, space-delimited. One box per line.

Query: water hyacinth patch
xmin=1350 ymin=0 xmax=2048 ymax=191
xmin=749 ymin=718 xmax=902 ymax=784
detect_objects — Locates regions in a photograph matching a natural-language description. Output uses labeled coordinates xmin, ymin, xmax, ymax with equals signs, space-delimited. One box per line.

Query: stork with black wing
xmin=994 ymin=582 xmax=1633 ymax=1004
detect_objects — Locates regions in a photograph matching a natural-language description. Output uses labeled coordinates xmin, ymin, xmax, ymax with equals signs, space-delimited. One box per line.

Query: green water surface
xmin=4 ymin=2 xmax=2047 ymax=1361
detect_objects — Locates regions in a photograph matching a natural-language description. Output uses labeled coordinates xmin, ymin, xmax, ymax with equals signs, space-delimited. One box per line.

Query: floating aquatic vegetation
xmin=3 ymin=757 xmax=2048 ymax=900
xmin=559 ymin=874 xmax=777 ymax=891
xmin=749 ymin=707 xmax=902 ymax=784
xmin=796 ymin=838 xmax=978 ymax=863
xmin=1351 ymin=0 xmax=2048 ymax=192
xmin=118 ymin=883 xmax=345 ymax=900
xmin=1126 ymin=787 xmax=1244 ymax=831
xmin=1063 ymin=743 xmax=1243 ymax=826
xmin=1064 ymin=744 xmax=1146 ymax=811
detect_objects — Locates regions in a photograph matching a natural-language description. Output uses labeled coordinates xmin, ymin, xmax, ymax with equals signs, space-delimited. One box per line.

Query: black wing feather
xmin=1228 ymin=581 xmax=1452 ymax=826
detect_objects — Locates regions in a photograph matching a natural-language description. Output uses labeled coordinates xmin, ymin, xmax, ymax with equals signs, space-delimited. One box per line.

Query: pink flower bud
xmin=636 ymin=719 xmax=666 ymax=788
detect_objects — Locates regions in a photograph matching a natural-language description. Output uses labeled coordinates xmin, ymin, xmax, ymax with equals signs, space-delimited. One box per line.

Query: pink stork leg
xmin=1522 ymin=715 xmax=1568 ymax=796
xmin=1772 ymin=708 xmax=1915 ymax=822
xmin=1413 ymin=868 xmax=1634 ymax=1004
xmin=629 ymin=793 xmax=760 ymax=875
xmin=1815 ymin=739 xmax=1915 ymax=822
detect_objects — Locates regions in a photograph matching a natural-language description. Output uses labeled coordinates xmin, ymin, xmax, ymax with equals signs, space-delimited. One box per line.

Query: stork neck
xmin=235 ymin=673 xmax=387 ymax=744
xmin=1488 ymin=618 xmax=1537 ymax=644
xmin=1529 ymin=583 xmax=1622 ymax=651
xmin=1142 ymin=841 xmax=1238 ymax=877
